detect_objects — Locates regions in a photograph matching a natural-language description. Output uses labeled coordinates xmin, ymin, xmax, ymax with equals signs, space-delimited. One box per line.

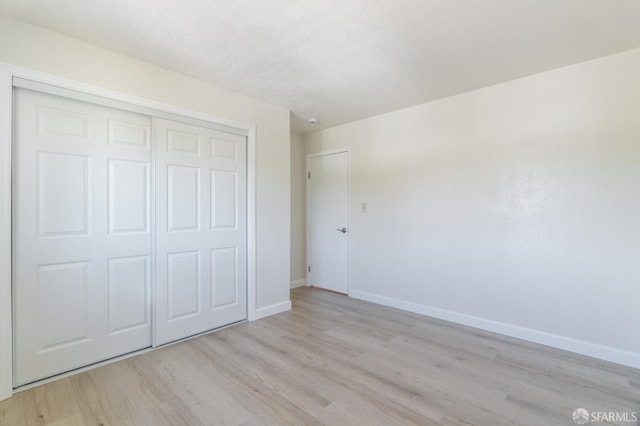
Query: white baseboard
xmin=290 ymin=279 xmax=307 ymax=289
xmin=349 ymin=289 xmax=640 ymax=370
xmin=254 ymin=300 xmax=292 ymax=320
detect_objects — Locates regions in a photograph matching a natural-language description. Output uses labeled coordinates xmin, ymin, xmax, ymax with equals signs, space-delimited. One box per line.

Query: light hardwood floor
xmin=1 ymin=287 xmax=639 ymax=425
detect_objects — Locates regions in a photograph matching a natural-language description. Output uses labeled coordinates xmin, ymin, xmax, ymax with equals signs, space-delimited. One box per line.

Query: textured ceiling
xmin=2 ymin=1 xmax=640 ymax=133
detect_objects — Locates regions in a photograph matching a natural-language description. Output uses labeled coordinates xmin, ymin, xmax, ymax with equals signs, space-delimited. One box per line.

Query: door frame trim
xmin=0 ymin=62 xmax=257 ymax=400
xmin=305 ymin=148 xmax=351 ymax=295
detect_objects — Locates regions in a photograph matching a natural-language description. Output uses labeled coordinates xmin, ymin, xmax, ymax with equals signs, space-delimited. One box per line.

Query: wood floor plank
xmin=1 ymin=287 xmax=639 ymax=425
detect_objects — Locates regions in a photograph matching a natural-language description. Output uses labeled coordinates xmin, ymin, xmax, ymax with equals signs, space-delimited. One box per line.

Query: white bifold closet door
xmin=13 ymin=88 xmax=153 ymax=386
xmin=154 ymin=118 xmax=247 ymax=345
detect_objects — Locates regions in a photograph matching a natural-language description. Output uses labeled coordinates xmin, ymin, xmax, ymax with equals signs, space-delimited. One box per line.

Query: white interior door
xmin=13 ymin=88 xmax=152 ymax=386
xmin=154 ymin=118 xmax=247 ymax=345
xmin=308 ymin=151 xmax=349 ymax=294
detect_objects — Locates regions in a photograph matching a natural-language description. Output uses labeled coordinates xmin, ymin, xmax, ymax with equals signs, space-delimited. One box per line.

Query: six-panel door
xmin=12 ymin=88 xmax=248 ymax=386
xmin=154 ymin=118 xmax=247 ymax=346
xmin=12 ymin=89 xmax=153 ymax=386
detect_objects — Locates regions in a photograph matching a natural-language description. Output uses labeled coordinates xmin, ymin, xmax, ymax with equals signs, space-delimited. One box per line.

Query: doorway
xmin=306 ymin=149 xmax=350 ymax=294
xmin=11 ymin=83 xmax=249 ymax=387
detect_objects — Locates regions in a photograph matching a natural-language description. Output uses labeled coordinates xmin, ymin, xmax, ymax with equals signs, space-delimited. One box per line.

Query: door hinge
xmin=308 ymin=172 xmax=311 ymax=179
xmin=308 ymin=266 xmax=311 ymax=272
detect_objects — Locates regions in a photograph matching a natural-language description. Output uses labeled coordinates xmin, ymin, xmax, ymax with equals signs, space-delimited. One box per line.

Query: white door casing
xmin=0 ymin=65 xmax=12 ymax=400
xmin=12 ymin=88 xmax=153 ymax=386
xmin=0 ymin=65 xmax=256 ymax=399
xmin=154 ymin=118 xmax=247 ymax=345
xmin=307 ymin=150 xmax=350 ymax=294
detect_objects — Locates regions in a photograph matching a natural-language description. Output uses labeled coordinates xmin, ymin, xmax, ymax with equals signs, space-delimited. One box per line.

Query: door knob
xmin=336 ymin=228 xmax=347 ymax=233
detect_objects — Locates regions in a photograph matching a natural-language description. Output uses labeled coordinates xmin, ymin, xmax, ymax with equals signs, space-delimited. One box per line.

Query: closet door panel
xmin=13 ymin=89 xmax=152 ymax=386
xmin=155 ymin=119 xmax=247 ymax=345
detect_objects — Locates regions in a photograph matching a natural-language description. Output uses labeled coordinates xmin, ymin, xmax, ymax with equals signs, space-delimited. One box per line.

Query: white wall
xmin=305 ymin=48 xmax=640 ymax=368
xmin=290 ymin=132 xmax=307 ymax=287
xmin=0 ymin=19 xmax=290 ymax=313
